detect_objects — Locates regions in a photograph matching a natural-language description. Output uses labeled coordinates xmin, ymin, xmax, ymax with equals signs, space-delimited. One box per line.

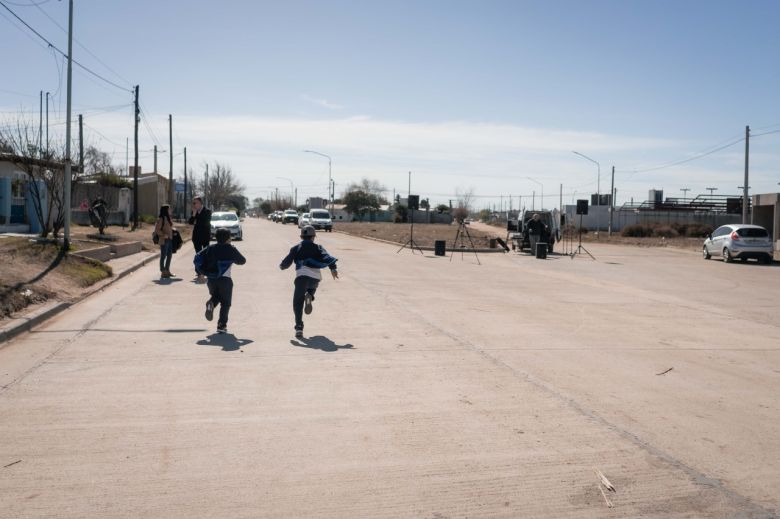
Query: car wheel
xmin=723 ymin=248 xmax=732 ymax=263
xmin=702 ymin=246 xmax=711 ymax=259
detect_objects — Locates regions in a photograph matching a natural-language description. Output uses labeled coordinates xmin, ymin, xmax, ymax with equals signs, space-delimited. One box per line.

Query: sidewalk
xmin=0 ymin=249 xmax=159 ymax=345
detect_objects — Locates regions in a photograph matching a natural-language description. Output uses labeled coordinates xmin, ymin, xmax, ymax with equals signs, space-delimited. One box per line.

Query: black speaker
xmin=560 ymin=214 xmax=566 ymax=225
xmin=408 ymin=195 xmax=419 ymax=210
xmin=726 ymin=198 xmax=742 ymax=214
xmin=576 ymin=199 xmax=589 ymax=215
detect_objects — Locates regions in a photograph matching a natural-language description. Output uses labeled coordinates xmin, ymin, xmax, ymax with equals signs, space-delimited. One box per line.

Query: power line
xmin=33 ymin=0 xmax=131 ymax=87
xmin=619 ymin=136 xmax=745 ymax=175
xmin=0 ymin=0 xmax=132 ymax=92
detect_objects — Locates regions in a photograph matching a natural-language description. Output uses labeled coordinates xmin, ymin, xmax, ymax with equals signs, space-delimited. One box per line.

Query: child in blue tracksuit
xmin=279 ymin=225 xmax=338 ymax=338
xmin=194 ymin=228 xmax=246 ymax=334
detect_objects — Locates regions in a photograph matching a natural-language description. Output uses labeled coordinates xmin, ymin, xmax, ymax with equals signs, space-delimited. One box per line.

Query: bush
xmin=140 ymin=214 xmax=157 ymax=224
xmin=621 ymin=224 xmax=653 ymax=237
xmin=683 ymin=223 xmax=714 ymax=237
xmin=652 ymin=225 xmax=679 ymax=238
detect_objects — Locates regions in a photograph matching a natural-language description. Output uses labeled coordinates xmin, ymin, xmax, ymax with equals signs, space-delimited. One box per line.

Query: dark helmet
xmin=300 ymin=225 xmax=316 ymax=238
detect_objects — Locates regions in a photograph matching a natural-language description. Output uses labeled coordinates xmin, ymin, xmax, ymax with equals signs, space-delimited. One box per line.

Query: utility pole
xmin=706 ymin=187 xmax=718 ymax=196
xmin=62 ymin=0 xmax=74 ymax=250
xmin=204 ymin=163 xmax=209 ymax=208
xmin=608 ymin=165 xmax=615 ymax=236
xmin=45 ymin=91 xmax=49 ymax=158
xmin=153 ymin=145 xmax=157 ymax=173
xmin=78 ymin=114 xmax=83 ymax=176
xmin=38 ymin=91 xmax=42 ymax=158
xmin=183 ymin=147 xmax=188 ymax=219
xmin=294 ymin=187 xmax=298 ymax=208
xmin=559 ymin=183 xmax=563 ymax=212
xmin=680 ymin=188 xmax=690 ymax=202
xmin=168 ymin=114 xmax=173 ymax=206
xmin=125 ymin=138 xmax=128 ymax=177
xmin=132 ymin=85 xmax=139 ymax=229
xmin=743 ymin=125 xmax=750 ymax=224
xmin=532 ymin=191 xmax=535 ymax=211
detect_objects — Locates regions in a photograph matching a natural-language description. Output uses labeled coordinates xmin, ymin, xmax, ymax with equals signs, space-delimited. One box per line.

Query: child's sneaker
xmin=205 ymin=301 xmax=214 ymax=321
xmin=304 ymin=293 xmax=313 ymax=315
xmin=217 ymin=326 xmax=227 ymax=334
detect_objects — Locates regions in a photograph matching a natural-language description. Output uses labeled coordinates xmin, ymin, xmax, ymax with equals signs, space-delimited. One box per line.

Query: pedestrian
xmin=154 ymin=204 xmax=176 ymax=278
xmin=194 ymin=228 xmax=246 ymax=334
xmin=188 ymin=196 xmax=212 ymax=282
xmin=279 ymin=225 xmax=338 ymax=338
xmin=526 ymin=213 xmax=547 ymax=254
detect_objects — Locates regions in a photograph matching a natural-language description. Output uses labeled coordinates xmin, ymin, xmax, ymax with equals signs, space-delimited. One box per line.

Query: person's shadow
xmin=290 ymin=335 xmax=355 ymax=352
xmin=197 ymin=333 xmax=254 ymax=352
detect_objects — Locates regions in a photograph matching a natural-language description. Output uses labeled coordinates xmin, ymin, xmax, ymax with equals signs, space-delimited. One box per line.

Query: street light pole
xmin=304 ymin=150 xmax=332 ymax=210
xmin=572 ymin=151 xmax=600 ymax=204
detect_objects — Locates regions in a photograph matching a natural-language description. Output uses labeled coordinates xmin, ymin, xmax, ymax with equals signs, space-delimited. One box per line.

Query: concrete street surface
xmin=1 ymin=218 xmax=778 ymax=517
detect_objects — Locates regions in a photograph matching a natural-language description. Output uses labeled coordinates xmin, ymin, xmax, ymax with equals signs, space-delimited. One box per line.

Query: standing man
xmin=189 ymin=196 xmax=212 ymax=282
xmin=526 ymin=213 xmax=547 ymax=254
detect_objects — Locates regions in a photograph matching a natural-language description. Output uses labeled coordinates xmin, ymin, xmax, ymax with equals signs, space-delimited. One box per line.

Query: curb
xmin=332 ymin=230 xmax=507 ymax=253
xmin=0 ymin=250 xmax=160 ymax=348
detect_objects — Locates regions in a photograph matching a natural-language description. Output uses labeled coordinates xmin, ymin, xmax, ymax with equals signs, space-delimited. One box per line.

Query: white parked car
xmin=703 ymin=224 xmax=773 ymax=263
xmin=298 ymin=213 xmax=311 ymax=228
xmin=210 ymin=211 xmax=243 ymax=240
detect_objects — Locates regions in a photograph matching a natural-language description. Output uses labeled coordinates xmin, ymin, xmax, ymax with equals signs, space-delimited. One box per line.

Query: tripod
xmin=450 ymin=220 xmax=481 ymax=265
xmin=571 ymin=213 xmax=595 ymax=260
xmin=397 ymin=208 xmax=424 ymax=255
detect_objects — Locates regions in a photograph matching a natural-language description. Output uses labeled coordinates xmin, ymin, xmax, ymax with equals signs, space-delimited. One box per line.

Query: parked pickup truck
xmin=507 ymin=209 xmax=561 ymax=253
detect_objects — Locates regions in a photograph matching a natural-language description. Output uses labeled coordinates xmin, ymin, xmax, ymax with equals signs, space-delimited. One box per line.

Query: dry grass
xmin=333 ymin=222 xmax=501 ymax=248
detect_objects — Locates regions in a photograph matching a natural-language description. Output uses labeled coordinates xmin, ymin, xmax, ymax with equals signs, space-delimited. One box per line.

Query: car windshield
xmin=737 ymin=228 xmax=768 ymax=238
xmin=285 ymin=210 xmax=297 ymax=215
xmin=212 ymin=213 xmax=238 ymax=221
xmin=311 ymin=211 xmax=330 ymax=218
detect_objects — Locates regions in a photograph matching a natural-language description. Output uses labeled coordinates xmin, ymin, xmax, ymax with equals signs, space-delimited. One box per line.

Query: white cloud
xmin=301 ymin=95 xmax=344 ymax=111
xmin=17 ymin=107 xmax=778 ymax=205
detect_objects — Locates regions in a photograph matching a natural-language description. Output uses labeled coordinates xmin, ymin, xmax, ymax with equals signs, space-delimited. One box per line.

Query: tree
xmin=0 ymin=115 xmax=66 ymax=238
xmin=198 ymin=162 xmax=245 ymax=211
xmin=82 ymin=145 xmax=119 ymax=179
xmin=436 ymin=204 xmax=449 ymax=214
xmin=347 ymin=178 xmax=388 ymax=204
xmin=343 ymin=189 xmax=380 ymax=221
xmin=259 ymin=201 xmax=272 ymax=215
xmin=453 ymin=187 xmax=474 ymax=222
xmin=420 ymin=198 xmax=430 ymax=210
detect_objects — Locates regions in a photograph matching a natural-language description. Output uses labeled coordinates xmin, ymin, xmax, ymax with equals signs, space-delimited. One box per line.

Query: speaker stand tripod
xmin=397 ymin=208 xmax=424 ymax=255
xmin=450 ymin=220 xmax=481 ymax=265
xmin=571 ymin=213 xmax=595 ymax=260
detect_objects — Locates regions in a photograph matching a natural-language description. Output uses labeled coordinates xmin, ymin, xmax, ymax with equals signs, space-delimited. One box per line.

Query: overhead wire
xmin=0 ymin=0 xmax=132 ymax=93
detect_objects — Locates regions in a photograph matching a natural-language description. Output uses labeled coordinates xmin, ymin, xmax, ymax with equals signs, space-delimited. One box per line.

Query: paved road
xmin=1 ymin=218 xmax=778 ymax=517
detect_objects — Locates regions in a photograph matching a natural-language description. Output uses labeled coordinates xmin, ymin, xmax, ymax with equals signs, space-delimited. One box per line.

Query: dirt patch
xmin=69 ymin=221 xmax=192 ymax=252
xmin=0 ymin=237 xmax=112 ymax=320
xmin=333 ymin=222 xmax=501 ymax=248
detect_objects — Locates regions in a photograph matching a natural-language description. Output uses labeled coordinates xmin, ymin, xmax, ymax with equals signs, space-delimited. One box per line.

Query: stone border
xmin=0 ymin=251 xmax=160 ymax=347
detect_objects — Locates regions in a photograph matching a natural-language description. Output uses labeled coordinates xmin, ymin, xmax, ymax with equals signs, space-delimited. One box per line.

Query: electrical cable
xmin=0 ymin=0 xmax=132 ymax=92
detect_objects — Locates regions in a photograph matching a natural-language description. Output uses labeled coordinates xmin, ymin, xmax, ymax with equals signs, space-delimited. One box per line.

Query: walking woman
xmin=154 ymin=204 xmax=176 ymax=278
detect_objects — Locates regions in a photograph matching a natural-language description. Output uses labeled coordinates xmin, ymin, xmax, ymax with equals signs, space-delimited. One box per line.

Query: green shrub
xmin=140 ymin=214 xmax=157 ymax=224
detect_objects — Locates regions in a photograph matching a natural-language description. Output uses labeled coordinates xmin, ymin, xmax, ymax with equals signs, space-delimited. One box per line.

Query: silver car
xmin=703 ymin=224 xmax=773 ymax=263
xmin=210 ymin=211 xmax=243 ymax=240
xmin=298 ymin=213 xmax=311 ymax=228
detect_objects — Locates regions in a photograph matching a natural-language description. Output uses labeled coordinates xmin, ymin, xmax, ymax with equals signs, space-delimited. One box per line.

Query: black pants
xmin=293 ymin=276 xmax=319 ymax=329
xmin=207 ymin=277 xmax=233 ymax=328
xmin=193 ymin=237 xmax=210 ymax=253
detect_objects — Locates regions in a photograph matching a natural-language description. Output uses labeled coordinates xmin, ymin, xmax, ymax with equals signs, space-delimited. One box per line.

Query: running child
xmin=194 ymin=228 xmax=246 ymax=334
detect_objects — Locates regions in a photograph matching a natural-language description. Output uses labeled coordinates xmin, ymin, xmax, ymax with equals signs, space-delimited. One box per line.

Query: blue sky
xmin=1 ymin=0 xmax=779 ymax=207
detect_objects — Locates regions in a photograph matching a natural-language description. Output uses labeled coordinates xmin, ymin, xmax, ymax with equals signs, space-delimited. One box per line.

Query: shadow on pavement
xmin=197 ymin=333 xmax=254 ymax=351
xmin=290 ymin=335 xmax=355 ymax=352
xmin=153 ymin=277 xmax=183 ymax=285
xmin=33 ymin=328 xmax=207 ymax=333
